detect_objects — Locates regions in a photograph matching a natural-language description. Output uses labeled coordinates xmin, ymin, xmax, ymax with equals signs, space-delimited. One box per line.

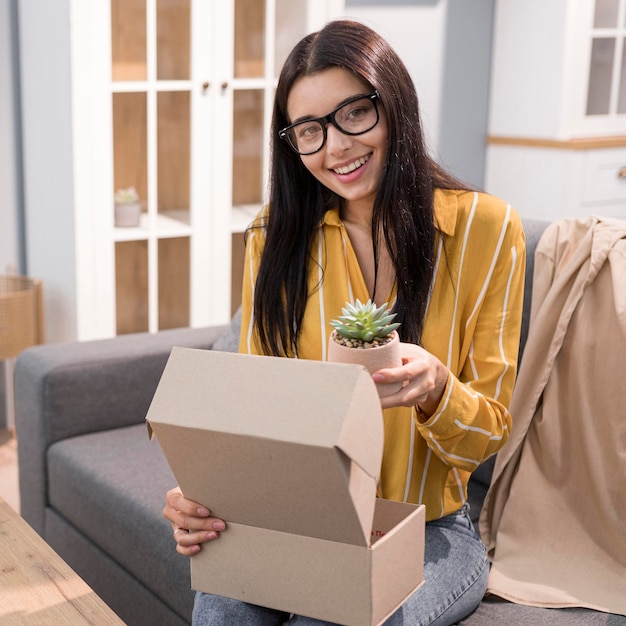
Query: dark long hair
xmin=251 ymin=19 xmax=467 ymax=356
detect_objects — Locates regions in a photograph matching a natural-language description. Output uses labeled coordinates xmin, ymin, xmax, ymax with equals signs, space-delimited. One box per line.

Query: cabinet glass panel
xmin=158 ymin=237 xmax=190 ymax=329
xmin=157 ymin=91 xmax=190 ymax=220
xmin=275 ymin=0 xmax=308 ymax=77
xmin=232 ymin=90 xmax=264 ymax=204
xmin=618 ymin=38 xmax=626 ymax=112
xmin=235 ymin=0 xmax=265 ymax=78
xmin=594 ymin=0 xmax=620 ymax=27
xmin=116 ymin=241 xmax=149 ymax=334
xmin=111 ymin=0 xmax=147 ymax=81
xmin=587 ymin=37 xmax=616 ymax=115
xmin=113 ymin=92 xmax=148 ymax=211
xmin=157 ymin=0 xmax=190 ymax=80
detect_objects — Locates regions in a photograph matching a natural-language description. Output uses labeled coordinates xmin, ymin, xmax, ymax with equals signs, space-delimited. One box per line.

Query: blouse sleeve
xmin=416 ymin=203 xmax=526 ymax=471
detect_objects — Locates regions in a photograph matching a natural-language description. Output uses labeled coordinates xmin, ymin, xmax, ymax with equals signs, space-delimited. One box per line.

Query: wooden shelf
xmin=487 ymin=134 xmax=626 ymax=150
xmin=113 ymin=210 xmax=191 ymax=241
xmin=0 ymin=497 xmax=124 ymax=624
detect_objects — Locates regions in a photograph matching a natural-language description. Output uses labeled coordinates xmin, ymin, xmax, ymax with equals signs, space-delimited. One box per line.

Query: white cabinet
xmin=19 ymin=0 xmax=344 ymax=342
xmin=485 ymin=0 xmax=626 ymax=220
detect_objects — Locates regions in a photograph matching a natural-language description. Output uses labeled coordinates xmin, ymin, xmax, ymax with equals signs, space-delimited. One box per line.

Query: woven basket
xmin=0 ymin=275 xmax=44 ymax=359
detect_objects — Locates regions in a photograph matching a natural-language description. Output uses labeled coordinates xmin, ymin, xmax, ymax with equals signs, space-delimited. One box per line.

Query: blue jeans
xmin=192 ymin=504 xmax=488 ymax=626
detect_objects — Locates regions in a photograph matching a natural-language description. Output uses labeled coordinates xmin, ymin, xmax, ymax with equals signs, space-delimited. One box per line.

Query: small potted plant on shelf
xmin=114 ymin=186 xmax=142 ymax=227
xmin=327 ymin=299 xmax=403 ymax=398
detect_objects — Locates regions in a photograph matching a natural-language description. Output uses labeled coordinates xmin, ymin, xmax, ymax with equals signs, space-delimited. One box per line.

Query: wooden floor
xmin=0 ymin=429 xmax=19 ymax=512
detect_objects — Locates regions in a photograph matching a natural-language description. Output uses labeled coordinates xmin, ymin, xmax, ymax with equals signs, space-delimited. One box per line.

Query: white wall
xmin=0 ymin=0 xmax=22 ymax=275
xmin=343 ymin=0 xmax=494 ymax=187
xmin=18 ymin=0 xmax=78 ymax=342
xmin=438 ymin=0 xmax=494 ymax=186
xmin=343 ymin=0 xmax=447 ymax=154
xmin=0 ymin=0 xmax=21 ymax=427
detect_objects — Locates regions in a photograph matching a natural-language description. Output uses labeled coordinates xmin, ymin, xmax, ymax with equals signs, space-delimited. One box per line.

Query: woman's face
xmin=286 ymin=67 xmax=388 ymax=216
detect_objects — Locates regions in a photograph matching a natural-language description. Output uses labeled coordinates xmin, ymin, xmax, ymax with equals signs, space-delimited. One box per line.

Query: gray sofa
xmin=14 ymin=219 xmax=624 ymax=626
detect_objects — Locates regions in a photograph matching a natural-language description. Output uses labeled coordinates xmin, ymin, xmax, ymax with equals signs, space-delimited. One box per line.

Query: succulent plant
xmin=330 ymin=299 xmax=400 ymax=344
xmin=114 ymin=186 xmax=139 ymax=204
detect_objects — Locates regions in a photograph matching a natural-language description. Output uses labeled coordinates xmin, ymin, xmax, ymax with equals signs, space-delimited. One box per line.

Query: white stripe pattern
xmin=418 ymin=447 xmax=432 ymax=505
xmin=494 ymin=243 xmax=518 ymax=400
xmin=426 ymin=373 xmax=454 ymax=428
xmin=464 ymin=204 xmax=511 ymax=333
xmin=318 ymin=231 xmax=327 ymax=361
xmin=403 ymin=409 xmax=417 ymax=502
xmin=426 ymin=433 xmax=481 ymax=469
xmin=339 ymin=231 xmax=355 ymax=306
xmin=245 ymin=231 xmax=257 ymax=355
xmin=452 ymin=467 xmax=464 ymax=504
xmin=446 ymin=193 xmax=478 ymax=368
xmin=462 ymin=203 xmax=512 ymax=400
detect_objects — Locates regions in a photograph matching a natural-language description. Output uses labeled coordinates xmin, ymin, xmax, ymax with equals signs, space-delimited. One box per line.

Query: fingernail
xmin=212 ymin=521 xmax=225 ymax=531
xmin=372 ymin=373 xmax=384 ymax=382
xmin=190 ymin=545 xmax=201 ymax=554
xmin=206 ymin=531 xmax=218 ymax=540
xmin=197 ymin=507 xmax=210 ymax=516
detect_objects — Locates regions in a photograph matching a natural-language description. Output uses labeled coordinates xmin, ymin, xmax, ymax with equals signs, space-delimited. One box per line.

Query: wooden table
xmin=0 ymin=497 xmax=124 ymax=624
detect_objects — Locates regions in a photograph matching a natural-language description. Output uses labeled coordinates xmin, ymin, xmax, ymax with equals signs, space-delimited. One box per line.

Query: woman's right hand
xmin=163 ymin=486 xmax=226 ymax=556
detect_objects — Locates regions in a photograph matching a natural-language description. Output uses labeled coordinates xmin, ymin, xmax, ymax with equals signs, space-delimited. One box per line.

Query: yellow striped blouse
xmin=239 ymin=188 xmax=526 ymax=521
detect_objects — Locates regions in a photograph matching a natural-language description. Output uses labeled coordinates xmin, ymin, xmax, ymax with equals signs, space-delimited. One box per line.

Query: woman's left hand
xmin=372 ymin=342 xmax=449 ymax=418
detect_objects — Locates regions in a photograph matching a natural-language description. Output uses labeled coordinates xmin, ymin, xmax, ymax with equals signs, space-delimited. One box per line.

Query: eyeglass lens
xmin=286 ymin=95 xmax=378 ymax=155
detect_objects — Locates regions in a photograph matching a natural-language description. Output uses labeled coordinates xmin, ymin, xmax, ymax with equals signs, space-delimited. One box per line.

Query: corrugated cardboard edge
xmin=146 ymin=348 xmax=384 ymax=544
xmin=189 ymin=502 xmax=426 ymax=626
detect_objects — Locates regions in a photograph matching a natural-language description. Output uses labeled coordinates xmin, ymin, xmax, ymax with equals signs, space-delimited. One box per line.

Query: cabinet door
xmin=108 ymin=0 xmax=344 ymax=334
xmin=20 ymin=0 xmax=342 ymax=341
xmin=111 ymin=0 xmax=194 ymax=334
xmin=570 ymin=0 xmax=626 ymax=135
xmin=227 ymin=0 xmax=298 ymax=317
xmin=215 ymin=0 xmax=344 ymax=320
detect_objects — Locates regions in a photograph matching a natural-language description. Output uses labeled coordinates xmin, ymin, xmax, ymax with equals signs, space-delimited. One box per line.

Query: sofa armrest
xmin=15 ymin=322 xmax=236 ymax=534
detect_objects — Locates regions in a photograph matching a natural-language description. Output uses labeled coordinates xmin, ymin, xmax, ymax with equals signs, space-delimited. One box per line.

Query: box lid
xmin=146 ymin=347 xmax=385 ymax=547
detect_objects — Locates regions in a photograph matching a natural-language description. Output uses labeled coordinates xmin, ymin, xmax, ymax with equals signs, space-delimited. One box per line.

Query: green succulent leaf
xmin=330 ymin=299 xmax=400 ymax=342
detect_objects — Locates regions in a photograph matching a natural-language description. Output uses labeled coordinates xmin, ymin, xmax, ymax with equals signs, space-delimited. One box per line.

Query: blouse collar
xmin=320 ymin=188 xmax=458 ymax=236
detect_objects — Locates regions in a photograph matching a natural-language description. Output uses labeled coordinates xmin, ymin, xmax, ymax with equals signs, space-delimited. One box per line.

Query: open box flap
xmin=146 ymin=348 xmax=385 ymax=546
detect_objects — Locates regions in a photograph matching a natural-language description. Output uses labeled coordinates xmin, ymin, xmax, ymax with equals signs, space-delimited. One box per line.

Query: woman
xmin=164 ymin=19 xmax=525 ymax=626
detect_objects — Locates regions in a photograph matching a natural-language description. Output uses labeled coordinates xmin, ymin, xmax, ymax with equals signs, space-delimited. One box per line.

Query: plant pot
xmin=327 ymin=330 xmax=403 ymax=398
xmin=114 ymin=202 xmax=142 ymax=227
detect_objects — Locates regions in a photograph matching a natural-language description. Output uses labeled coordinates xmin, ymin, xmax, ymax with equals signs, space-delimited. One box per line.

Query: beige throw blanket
xmin=480 ymin=216 xmax=626 ymax=615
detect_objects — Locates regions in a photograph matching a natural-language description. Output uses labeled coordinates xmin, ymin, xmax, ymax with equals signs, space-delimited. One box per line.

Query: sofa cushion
xmin=47 ymin=423 xmax=193 ymax=621
xmin=212 ymin=307 xmax=242 ymax=353
xmin=517 ymin=218 xmax=549 ymax=355
xmin=45 ymin=507 xmax=189 ymax=626
xmin=458 ymin=596 xmax=626 ymax=625
xmin=20 ymin=325 xmax=227 ymax=447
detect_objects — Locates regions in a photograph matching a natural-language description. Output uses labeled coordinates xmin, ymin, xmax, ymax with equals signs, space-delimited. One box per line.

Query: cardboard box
xmin=147 ymin=347 xmax=425 ymax=626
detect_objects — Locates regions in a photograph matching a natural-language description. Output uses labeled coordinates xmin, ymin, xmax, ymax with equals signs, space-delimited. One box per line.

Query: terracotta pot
xmin=327 ymin=330 xmax=402 ymax=398
xmin=114 ymin=202 xmax=142 ymax=227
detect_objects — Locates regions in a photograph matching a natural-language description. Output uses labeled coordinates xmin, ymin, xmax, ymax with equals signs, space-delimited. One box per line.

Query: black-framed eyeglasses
xmin=279 ymin=91 xmax=380 ymax=156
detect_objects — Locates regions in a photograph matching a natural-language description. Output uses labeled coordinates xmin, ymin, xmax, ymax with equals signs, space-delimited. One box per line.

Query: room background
xmin=1 ymin=0 xmax=624 ymax=429
xmin=1 ymin=0 xmax=494 ymax=282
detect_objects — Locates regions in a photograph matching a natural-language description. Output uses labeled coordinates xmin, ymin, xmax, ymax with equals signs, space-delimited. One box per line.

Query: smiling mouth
xmin=332 ymin=154 xmax=371 ymax=175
